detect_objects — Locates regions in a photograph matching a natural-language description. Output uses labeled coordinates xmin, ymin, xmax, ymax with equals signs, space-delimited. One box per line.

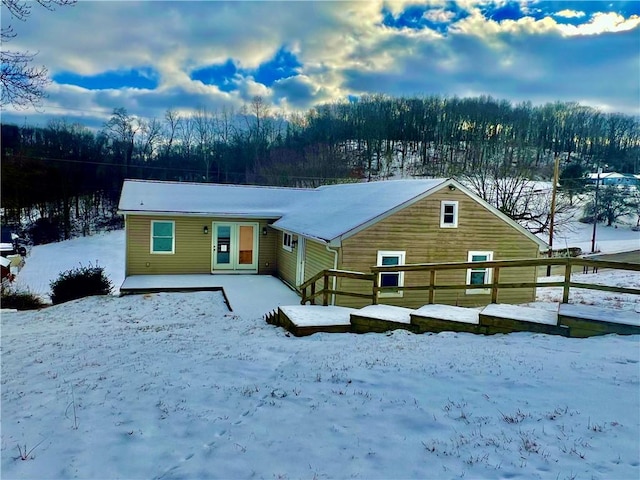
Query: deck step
xmin=350 ymin=305 xmax=417 ymax=333
xmin=411 ymin=305 xmax=482 ymax=334
xmin=558 ymin=304 xmax=640 ymax=337
xmin=277 ymin=306 xmax=355 ymax=336
xmin=480 ymin=304 xmax=568 ymax=336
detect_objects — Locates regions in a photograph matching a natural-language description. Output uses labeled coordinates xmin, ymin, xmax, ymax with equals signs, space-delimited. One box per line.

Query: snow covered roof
xmin=118 ymin=180 xmax=312 ymax=219
xmin=118 ymin=178 xmax=547 ymax=248
xmin=272 ymin=179 xmax=447 ymax=242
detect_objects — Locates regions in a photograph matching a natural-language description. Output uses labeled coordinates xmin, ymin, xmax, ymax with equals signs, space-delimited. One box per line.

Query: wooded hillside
xmin=2 ymin=95 xmax=638 ymax=240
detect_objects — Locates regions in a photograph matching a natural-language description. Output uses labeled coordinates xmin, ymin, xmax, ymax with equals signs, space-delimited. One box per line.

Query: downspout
xmin=325 ymin=243 xmax=339 ymax=306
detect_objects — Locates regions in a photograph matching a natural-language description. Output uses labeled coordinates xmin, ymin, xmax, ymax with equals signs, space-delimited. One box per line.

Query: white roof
xmin=273 ymin=179 xmax=446 ymax=242
xmin=118 ymin=180 xmax=311 ymax=218
xmin=118 ymin=178 xmax=547 ymax=248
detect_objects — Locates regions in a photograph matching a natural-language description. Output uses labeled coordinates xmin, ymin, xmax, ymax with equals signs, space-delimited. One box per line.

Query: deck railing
xmin=301 ymin=258 xmax=640 ymax=306
xmin=300 ymin=269 xmax=375 ymax=305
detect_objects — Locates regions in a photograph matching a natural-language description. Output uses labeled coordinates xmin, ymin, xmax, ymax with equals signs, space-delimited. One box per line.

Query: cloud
xmin=554 ymin=9 xmax=586 ymax=19
xmin=1 ymin=0 xmax=638 ymax=128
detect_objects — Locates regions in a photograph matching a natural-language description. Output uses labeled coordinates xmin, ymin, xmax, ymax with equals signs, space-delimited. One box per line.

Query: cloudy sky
xmin=2 ymin=0 xmax=639 ymax=128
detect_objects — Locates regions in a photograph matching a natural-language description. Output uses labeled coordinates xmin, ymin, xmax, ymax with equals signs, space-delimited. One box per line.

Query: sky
xmin=1 ymin=0 xmax=639 ymax=129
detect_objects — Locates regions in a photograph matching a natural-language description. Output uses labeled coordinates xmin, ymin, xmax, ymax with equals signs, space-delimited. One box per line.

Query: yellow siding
xmin=125 ymin=215 xmax=277 ymax=276
xmin=336 ymin=187 xmax=540 ymax=308
xmin=276 ymin=231 xmax=297 ymax=287
xmin=303 ymin=240 xmax=335 ymax=283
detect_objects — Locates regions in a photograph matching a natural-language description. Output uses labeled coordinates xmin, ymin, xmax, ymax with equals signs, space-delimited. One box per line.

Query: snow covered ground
xmin=2 ymin=228 xmax=639 ymax=479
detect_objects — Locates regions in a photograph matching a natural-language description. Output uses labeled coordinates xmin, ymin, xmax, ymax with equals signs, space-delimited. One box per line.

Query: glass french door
xmin=212 ymin=222 xmax=258 ymax=272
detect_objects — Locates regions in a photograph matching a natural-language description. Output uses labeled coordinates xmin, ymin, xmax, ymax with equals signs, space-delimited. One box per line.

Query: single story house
xmin=118 ymin=178 xmax=548 ymax=308
xmin=586 ymin=172 xmax=639 ymax=188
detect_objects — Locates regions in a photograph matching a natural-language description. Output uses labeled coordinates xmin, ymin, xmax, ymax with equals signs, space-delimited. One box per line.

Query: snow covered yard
xmin=2 ymin=292 xmax=639 ymax=480
xmin=2 ymin=229 xmax=639 ymax=479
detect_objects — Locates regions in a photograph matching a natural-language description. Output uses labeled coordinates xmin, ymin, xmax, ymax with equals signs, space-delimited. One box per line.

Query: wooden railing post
xmin=371 ymin=270 xmax=378 ymax=305
xmin=322 ymin=273 xmax=329 ymax=306
xmin=491 ymin=267 xmax=500 ymax=304
xmin=562 ymin=262 xmax=572 ymax=303
xmin=428 ymin=269 xmax=435 ymax=304
xmin=310 ymin=282 xmax=316 ymax=305
xmin=301 ymin=285 xmax=307 ymax=305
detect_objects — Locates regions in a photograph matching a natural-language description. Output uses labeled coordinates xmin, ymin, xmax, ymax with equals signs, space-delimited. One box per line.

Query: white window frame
xmin=150 ymin=220 xmax=175 ymax=254
xmin=440 ymin=200 xmax=459 ymax=228
xmin=377 ymin=250 xmax=405 ymax=298
xmin=282 ymin=232 xmax=293 ymax=252
xmin=466 ymin=251 xmax=493 ymax=294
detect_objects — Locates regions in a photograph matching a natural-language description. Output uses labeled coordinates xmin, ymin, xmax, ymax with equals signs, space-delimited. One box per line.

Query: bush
xmin=27 ymin=217 xmax=63 ymax=245
xmin=0 ymin=288 xmax=47 ymax=310
xmin=50 ymin=263 xmax=113 ymax=305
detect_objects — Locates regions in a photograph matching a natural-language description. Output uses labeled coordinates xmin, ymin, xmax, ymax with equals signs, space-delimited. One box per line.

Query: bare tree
xmin=1 ymin=0 xmax=75 ymax=108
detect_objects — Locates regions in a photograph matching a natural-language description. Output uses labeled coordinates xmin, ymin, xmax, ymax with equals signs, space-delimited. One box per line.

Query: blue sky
xmin=1 ymin=1 xmax=638 ymax=128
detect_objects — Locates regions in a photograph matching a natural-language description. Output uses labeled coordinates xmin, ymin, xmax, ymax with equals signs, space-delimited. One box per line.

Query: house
xmin=586 ymin=172 xmax=639 ymax=188
xmin=118 ymin=178 xmax=548 ymax=308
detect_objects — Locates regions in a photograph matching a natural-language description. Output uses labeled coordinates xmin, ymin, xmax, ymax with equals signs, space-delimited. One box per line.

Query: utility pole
xmin=547 ymin=155 xmax=560 ymax=276
xmin=591 ymin=167 xmax=602 ymax=253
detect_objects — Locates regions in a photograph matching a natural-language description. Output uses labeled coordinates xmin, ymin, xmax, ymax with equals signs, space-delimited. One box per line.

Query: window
xmin=440 ymin=201 xmax=459 ymax=228
xmin=466 ymin=251 xmax=493 ymax=294
xmin=282 ymin=232 xmax=293 ymax=252
xmin=151 ymin=220 xmax=175 ymax=254
xmin=377 ymin=251 xmax=405 ymax=298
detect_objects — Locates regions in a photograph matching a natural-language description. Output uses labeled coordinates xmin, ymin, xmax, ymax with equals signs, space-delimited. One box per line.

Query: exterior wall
xmin=303 ymin=240 xmax=335 ymax=283
xmin=336 ymin=187 xmax=541 ymax=308
xmin=276 ymin=231 xmax=297 ymax=287
xmin=276 ymin=235 xmax=335 ymax=289
xmin=125 ymin=215 xmax=277 ymax=276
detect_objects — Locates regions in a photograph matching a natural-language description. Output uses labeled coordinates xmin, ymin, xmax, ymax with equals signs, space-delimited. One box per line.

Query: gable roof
xmin=118 ymin=178 xmax=548 ymax=249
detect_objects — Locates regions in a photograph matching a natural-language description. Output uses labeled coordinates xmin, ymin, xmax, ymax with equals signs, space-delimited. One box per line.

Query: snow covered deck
xmin=121 ymin=275 xmax=300 ymax=317
xmin=272 ymin=302 xmax=639 ymax=338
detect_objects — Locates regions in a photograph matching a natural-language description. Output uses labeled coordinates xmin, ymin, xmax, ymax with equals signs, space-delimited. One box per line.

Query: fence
xmin=300 ymin=257 xmax=640 ymax=306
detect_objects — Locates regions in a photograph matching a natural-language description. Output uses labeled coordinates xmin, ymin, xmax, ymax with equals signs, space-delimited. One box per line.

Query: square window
xmin=377 ymin=251 xmax=405 ymax=298
xmin=440 ymin=201 xmax=459 ymax=228
xmin=282 ymin=232 xmax=293 ymax=252
xmin=151 ymin=221 xmax=175 ymax=254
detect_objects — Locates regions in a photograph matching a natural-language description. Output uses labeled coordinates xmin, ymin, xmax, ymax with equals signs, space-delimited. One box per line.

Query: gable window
xmin=440 ymin=201 xmax=459 ymax=228
xmin=151 ymin=220 xmax=175 ymax=254
xmin=377 ymin=251 xmax=405 ymax=298
xmin=466 ymin=251 xmax=493 ymax=294
xmin=282 ymin=232 xmax=293 ymax=252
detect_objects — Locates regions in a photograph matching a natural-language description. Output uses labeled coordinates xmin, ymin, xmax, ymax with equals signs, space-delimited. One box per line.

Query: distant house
xmin=587 ymin=172 xmax=639 ymax=187
xmin=118 ymin=179 xmax=548 ymax=308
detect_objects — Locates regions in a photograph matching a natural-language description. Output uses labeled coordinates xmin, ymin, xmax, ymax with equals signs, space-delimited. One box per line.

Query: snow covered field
xmin=2 ymin=229 xmax=639 ymax=479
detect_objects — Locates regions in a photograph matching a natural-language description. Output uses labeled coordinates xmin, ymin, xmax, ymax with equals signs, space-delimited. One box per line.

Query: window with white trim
xmin=440 ymin=200 xmax=459 ymax=228
xmin=466 ymin=251 xmax=493 ymax=294
xmin=282 ymin=232 xmax=293 ymax=252
xmin=151 ymin=220 xmax=175 ymax=254
xmin=377 ymin=250 xmax=405 ymax=298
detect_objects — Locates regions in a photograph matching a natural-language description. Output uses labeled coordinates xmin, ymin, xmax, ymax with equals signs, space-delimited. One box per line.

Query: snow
xmin=119 ymin=178 xmax=448 ymax=243
xmin=279 ymin=305 xmax=355 ymax=326
xmin=2 ymin=230 xmax=640 ymax=479
xmin=559 ymin=304 xmax=640 ymax=326
xmin=413 ymin=304 xmax=481 ymax=324
xmin=482 ymin=304 xmax=559 ymax=325
xmin=355 ymin=304 xmax=414 ymax=324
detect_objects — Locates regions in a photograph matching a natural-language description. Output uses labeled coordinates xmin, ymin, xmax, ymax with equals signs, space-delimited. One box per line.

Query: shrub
xmin=0 ymin=288 xmax=47 ymax=310
xmin=27 ymin=217 xmax=63 ymax=245
xmin=50 ymin=263 xmax=113 ymax=305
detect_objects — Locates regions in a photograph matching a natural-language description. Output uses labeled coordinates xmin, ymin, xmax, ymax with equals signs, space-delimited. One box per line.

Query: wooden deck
xmin=268 ymin=302 xmax=639 ymax=338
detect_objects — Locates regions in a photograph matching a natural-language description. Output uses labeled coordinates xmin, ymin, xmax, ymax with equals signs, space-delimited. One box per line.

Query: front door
xmin=212 ymin=222 xmax=258 ymax=272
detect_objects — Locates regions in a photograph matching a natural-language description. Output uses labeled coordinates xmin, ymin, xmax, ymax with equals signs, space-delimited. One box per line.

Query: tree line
xmin=1 ymin=94 xmax=639 ymax=241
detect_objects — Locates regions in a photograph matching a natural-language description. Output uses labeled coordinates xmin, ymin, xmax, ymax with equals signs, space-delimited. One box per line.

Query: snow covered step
xmin=350 ymin=304 xmax=417 ymax=334
xmin=558 ymin=304 xmax=640 ymax=338
xmin=410 ymin=305 xmax=482 ymax=334
xmin=479 ymin=304 xmax=568 ymax=336
xmin=277 ymin=305 xmax=355 ymax=336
